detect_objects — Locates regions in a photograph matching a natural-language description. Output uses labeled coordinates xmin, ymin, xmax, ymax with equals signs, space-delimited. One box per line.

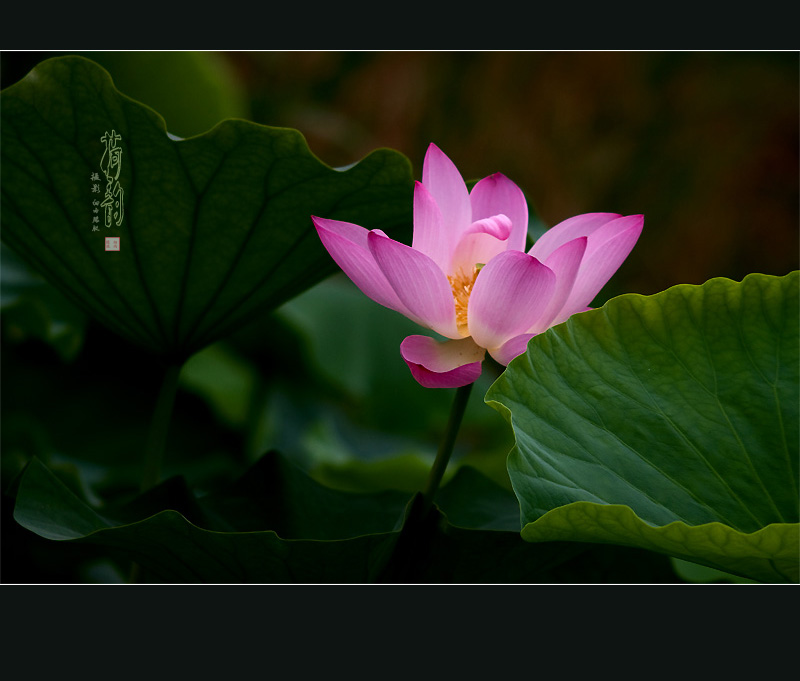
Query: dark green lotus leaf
xmin=486 ymin=272 xmax=799 ymax=582
xmin=1 ymin=56 xmax=414 ymax=361
xmin=12 ymin=452 xmax=678 ymax=583
xmin=517 ymin=502 xmax=797 ymax=584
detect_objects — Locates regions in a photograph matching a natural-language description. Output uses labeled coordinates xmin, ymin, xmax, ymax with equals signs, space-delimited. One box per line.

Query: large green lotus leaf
xmin=0 ymin=56 xmax=413 ymax=360
xmin=517 ymin=502 xmax=796 ymax=584
xmin=486 ymin=272 xmax=799 ymax=583
xmin=11 ymin=453 xmax=676 ymax=583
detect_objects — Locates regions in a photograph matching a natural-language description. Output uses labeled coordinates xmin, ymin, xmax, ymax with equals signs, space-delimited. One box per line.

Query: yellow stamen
xmin=448 ymin=264 xmax=482 ymax=337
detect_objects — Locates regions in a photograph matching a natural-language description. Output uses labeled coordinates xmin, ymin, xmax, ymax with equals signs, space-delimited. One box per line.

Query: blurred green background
xmin=1 ymin=51 xmax=797 ymax=583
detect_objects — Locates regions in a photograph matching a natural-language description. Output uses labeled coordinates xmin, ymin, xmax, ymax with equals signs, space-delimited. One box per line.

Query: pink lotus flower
xmin=312 ymin=144 xmax=643 ymax=389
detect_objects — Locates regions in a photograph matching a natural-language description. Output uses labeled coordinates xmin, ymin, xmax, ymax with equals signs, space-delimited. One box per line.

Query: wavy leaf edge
xmin=520 ymin=500 xmax=799 ymax=582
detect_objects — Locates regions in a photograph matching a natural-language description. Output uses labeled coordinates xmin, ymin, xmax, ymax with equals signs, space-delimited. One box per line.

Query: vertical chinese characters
xmin=99 ymin=130 xmax=124 ymax=228
xmin=90 ymin=173 xmax=101 ymax=231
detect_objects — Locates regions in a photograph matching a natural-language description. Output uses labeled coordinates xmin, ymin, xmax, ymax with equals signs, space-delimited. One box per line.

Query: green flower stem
xmin=420 ymin=382 xmax=473 ymax=513
xmin=140 ymin=363 xmax=182 ymax=492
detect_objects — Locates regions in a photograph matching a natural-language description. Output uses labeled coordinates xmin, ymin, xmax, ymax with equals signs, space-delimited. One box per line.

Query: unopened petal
xmin=422 ymin=144 xmax=472 ymax=238
xmin=401 ymin=335 xmax=484 ymax=389
xmin=449 ymin=214 xmax=513 ymax=276
xmin=312 ymin=217 xmax=414 ymax=317
xmin=468 ymin=250 xmax=556 ymax=351
xmin=368 ymin=230 xmax=460 ymax=339
xmin=470 ymin=173 xmax=529 ymax=253
xmin=464 ymin=215 xmax=513 ymax=241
